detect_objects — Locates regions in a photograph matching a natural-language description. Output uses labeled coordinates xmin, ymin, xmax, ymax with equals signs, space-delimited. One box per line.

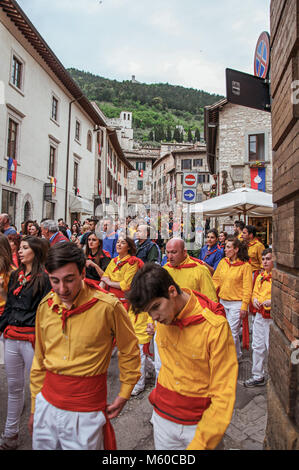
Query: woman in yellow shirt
xmin=101 ymin=235 xmax=154 ymax=396
xmin=213 ymin=236 xmax=253 ymax=360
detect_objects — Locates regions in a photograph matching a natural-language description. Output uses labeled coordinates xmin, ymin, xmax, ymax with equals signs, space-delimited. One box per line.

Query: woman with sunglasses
xmin=0 ymin=236 xmax=51 ymax=450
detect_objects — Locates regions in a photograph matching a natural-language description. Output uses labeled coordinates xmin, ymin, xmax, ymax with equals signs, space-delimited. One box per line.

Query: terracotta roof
xmin=1 ymin=0 xmax=106 ymax=126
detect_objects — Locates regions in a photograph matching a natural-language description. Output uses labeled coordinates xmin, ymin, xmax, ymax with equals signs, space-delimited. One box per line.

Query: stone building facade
xmin=264 ymin=0 xmax=299 ymax=450
xmin=204 ymin=99 xmax=272 ymax=240
xmin=152 ymin=144 xmax=211 ymax=208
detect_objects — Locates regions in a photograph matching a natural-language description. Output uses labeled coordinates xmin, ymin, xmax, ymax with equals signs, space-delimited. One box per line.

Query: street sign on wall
xmin=183 ymin=173 xmax=197 ymax=187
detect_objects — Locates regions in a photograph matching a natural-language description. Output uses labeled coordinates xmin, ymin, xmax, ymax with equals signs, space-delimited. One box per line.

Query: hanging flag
xmin=250 ymin=167 xmax=266 ymax=191
xmin=139 ymin=170 xmax=144 ymax=178
xmin=50 ymin=177 xmax=57 ymax=195
xmin=7 ymin=158 xmax=17 ymax=184
xmin=98 ymin=180 xmax=102 ymax=196
xmin=98 ymin=142 xmax=101 ymax=155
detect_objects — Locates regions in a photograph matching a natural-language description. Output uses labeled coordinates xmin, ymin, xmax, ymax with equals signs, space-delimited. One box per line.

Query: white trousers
xmin=153 ymin=332 xmax=161 ymax=385
xmin=251 ymin=313 xmax=272 ymax=379
xmin=133 ymin=344 xmax=155 ymax=392
xmin=33 ymin=392 xmax=106 ymax=450
xmin=220 ymin=299 xmax=243 ymax=360
xmin=152 ymin=410 xmax=197 ymax=450
xmin=3 ymin=338 xmax=34 ymax=437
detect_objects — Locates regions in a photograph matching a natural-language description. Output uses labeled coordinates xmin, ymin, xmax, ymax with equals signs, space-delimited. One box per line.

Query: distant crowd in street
xmin=0 ymin=210 xmax=273 ymax=451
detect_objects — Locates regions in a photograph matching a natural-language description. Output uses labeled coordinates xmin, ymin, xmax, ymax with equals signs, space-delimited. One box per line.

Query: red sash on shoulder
xmin=3 ymin=325 xmax=35 ymax=349
xmin=106 ymin=286 xmax=129 ymax=310
xmin=112 ymin=256 xmax=144 ymax=272
xmin=171 ymin=290 xmax=226 ymax=329
xmin=149 ymin=382 xmax=211 ymax=425
xmin=42 ymin=371 xmax=116 ymax=450
xmin=166 ymin=257 xmax=205 ymax=270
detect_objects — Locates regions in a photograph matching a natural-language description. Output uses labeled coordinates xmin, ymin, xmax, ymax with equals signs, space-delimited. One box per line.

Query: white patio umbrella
xmin=183 ymin=187 xmax=273 ymax=217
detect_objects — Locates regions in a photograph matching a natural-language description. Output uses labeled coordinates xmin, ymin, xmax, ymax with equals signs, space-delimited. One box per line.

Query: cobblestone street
xmin=0 ymin=339 xmax=268 ymax=451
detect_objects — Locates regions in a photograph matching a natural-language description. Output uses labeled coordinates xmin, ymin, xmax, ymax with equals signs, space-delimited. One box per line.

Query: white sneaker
xmin=131 ymin=386 xmax=144 ymax=396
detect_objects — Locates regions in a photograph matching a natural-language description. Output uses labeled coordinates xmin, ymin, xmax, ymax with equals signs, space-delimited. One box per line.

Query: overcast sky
xmin=17 ymin=0 xmax=271 ymax=96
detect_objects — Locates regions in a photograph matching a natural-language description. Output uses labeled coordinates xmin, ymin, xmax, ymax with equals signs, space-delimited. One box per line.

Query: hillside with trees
xmin=68 ymin=68 xmax=224 ymax=145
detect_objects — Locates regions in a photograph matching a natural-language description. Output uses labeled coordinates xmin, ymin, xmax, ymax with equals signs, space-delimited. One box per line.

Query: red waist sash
xmin=42 ymin=370 xmax=116 ymax=450
xmin=107 ymin=286 xmax=129 ymax=310
xmin=149 ymin=382 xmax=211 ymax=425
xmin=3 ymin=325 xmax=35 ymax=349
xmin=251 ymin=305 xmax=271 ymax=319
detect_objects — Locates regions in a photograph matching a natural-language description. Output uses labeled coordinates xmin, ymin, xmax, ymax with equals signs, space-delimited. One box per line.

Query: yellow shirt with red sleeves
xmin=163 ymin=255 xmax=217 ymax=302
xmin=103 ymin=254 xmax=139 ymax=292
xmin=247 ymin=238 xmax=265 ymax=272
xmin=156 ymin=288 xmax=238 ymax=450
xmin=212 ymin=258 xmax=253 ymax=311
xmin=30 ymin=283 xmax=141 ymax=413
xmin=252 ymin=271 xmax=272 ymax=307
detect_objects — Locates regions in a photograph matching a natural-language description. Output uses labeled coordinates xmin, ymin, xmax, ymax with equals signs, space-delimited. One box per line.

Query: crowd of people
xmin=0 ymin=211 xmax=273 ymax=450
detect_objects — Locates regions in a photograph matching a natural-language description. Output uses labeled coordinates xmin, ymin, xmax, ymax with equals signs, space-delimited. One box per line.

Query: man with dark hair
xmin=244 ymin=248 xmax=273 ymax=388
xmin=80 ymin=217 xmax=98 ymax=247
xmin=135 ymin=224 xmax=160 ymax=263
xmin=127 ymin=264 xmax=238 ymax=450
xmin=28 ymin=242 xmax=140 ymax=450
xmin=242 ymin=225 xmax=265 ymax=274
xmin=233 ymin=220 xmax=245 ymax=240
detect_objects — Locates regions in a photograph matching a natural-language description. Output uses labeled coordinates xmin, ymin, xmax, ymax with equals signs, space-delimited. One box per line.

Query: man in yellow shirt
xmin=28 ymin=243 xmax=141 ymax=450
xmin=163 ymin=238 xmax=217 ymax=302
xmin=242 ymin=225 xmax=265 ymax=273
xmin=233 ymin=220 xmax=245 ymax=240
xmin=127 ymin=264 xmax=238 ymax=450
xmin=244 ymin=248 xmax=273 ymax=388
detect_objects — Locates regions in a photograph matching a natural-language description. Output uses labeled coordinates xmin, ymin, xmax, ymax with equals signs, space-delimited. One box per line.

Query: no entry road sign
xmin=183 ymin=173 xmax=197 ymax=187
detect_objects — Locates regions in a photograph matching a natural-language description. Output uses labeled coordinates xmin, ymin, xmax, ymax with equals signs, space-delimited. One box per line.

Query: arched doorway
xmin=24 ymin=200 xmax=31 ymax=221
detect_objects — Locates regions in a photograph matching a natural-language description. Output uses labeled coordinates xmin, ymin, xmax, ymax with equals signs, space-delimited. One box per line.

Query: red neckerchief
xmin=171 ymin=290 xmax=226 ymax=329
xmin=112 ymin=256 xmax=144 ymax=273
xmin=88 ymin=249 xmax=111 ymax=261
xmin=13 ymin=271 xmax=31 ymax=296
xmin=224 ymin=258 xmax=245 ymax=267
xmin=47 ymin=280 xmax=107 ymax=331
xmin=260 ymin=271 xmax=272 ymax=284
xmin=203 ymin=246 xmax=218 ymax=260
xmin=166 ymin=256 xmax=204 ymax=270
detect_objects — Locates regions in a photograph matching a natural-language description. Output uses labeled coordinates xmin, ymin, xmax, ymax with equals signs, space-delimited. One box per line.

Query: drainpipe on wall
xmin=64 ymin=96 xmax=84 ymax=222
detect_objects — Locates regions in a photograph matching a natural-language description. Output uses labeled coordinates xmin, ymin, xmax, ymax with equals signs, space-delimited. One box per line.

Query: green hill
xmin=68 ymin=68 xmax=224 ymax=145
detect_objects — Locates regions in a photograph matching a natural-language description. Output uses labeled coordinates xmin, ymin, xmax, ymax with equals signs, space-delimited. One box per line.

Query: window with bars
xmin=7 ymin=118 xmax=18 ymax=159
xmin=137 ymin=180 xmax=143 ymax=191
xmin=87 ymin=131 xmax=92 ymax=151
